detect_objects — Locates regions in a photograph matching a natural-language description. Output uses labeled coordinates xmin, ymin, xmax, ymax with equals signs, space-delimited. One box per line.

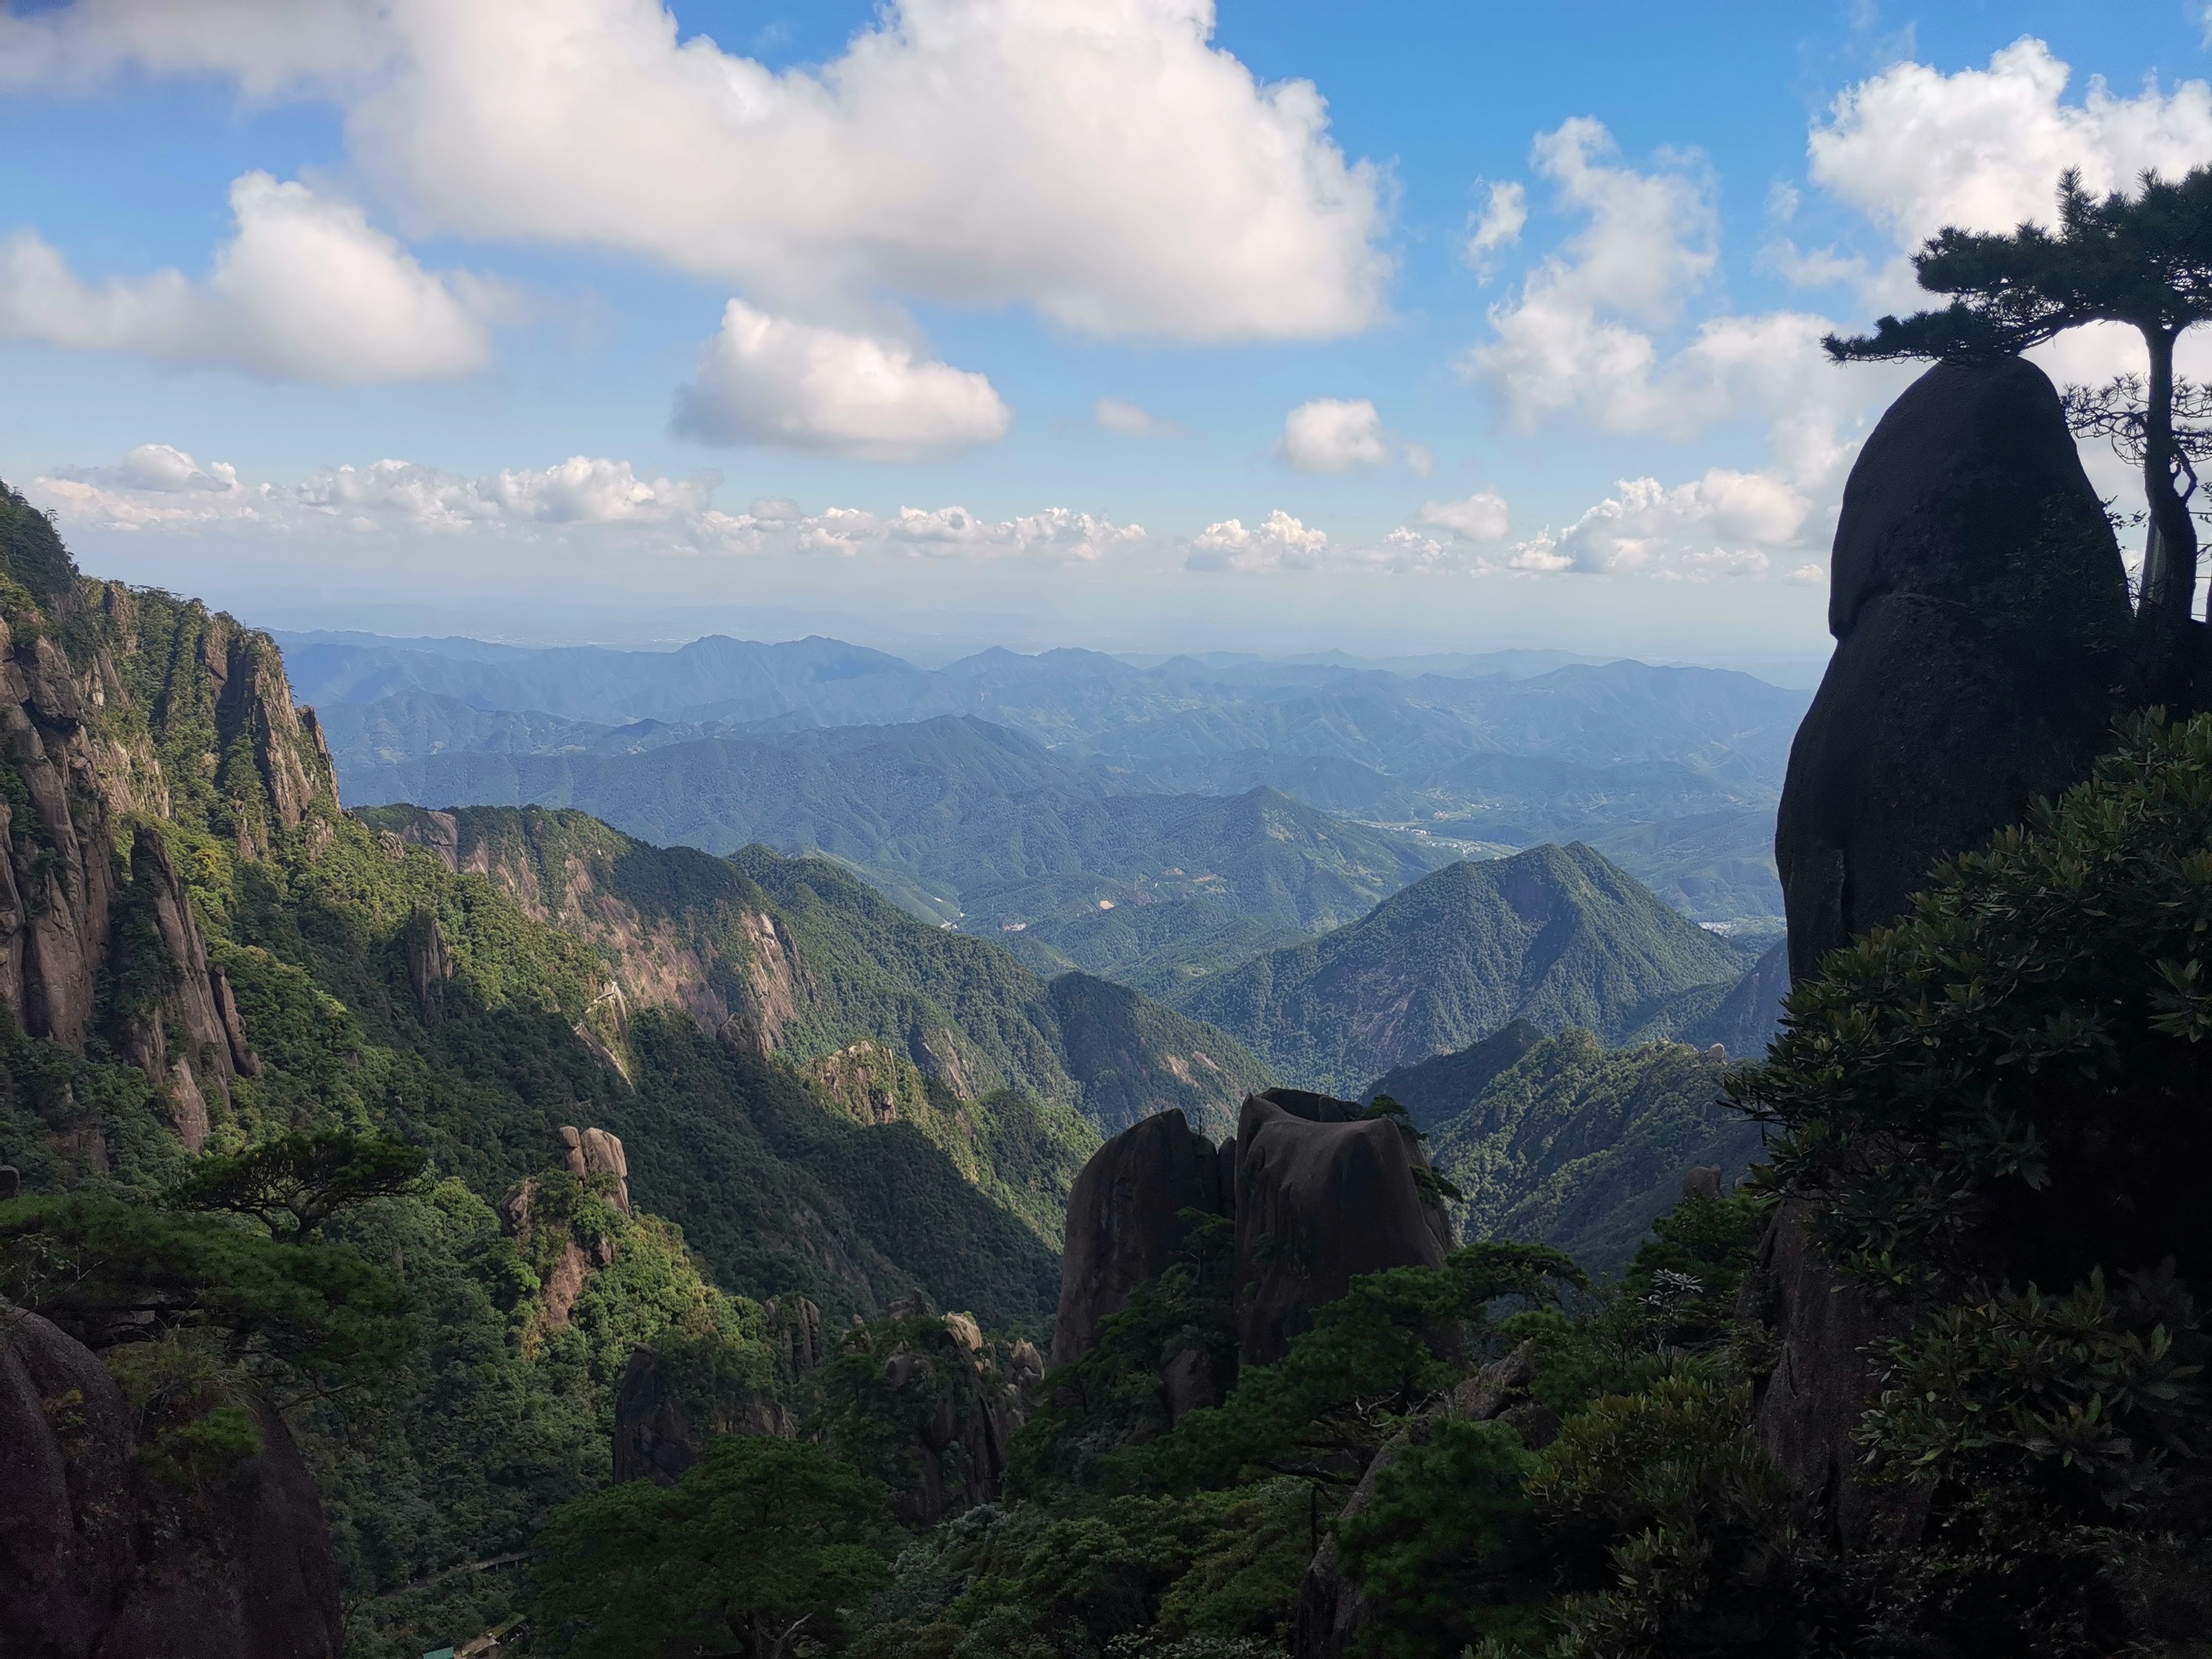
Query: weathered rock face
xmin=108 ymin=827 xmax=234 ymax=1150
xmin=0 ymin=1308 xmax=343 ymax=1659
xmin=559 ymin=1124 xmax=631 ymax=1213
xmin=1235 ymin=1093 xmax=1454 ymax=1365
xmin=612 ymin=1295 xmax=827 ymax=1485
xmin=404 ymin=908 xmax=451 ymax=1029
xmin=1777 ymin=357 xmax=2132 ymax=982
xmin=1050 ymin=1108 xmax=1228 ymax=1368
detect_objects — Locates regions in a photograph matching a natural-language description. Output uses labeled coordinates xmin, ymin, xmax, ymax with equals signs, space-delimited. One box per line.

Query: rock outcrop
xmin=1049 ymin=1089 xmax=1454 ymax=1378
xmin=107 ymin=827 xmax=236 ymax=1150
xmin=1759 ymin=359 xmax=2132 ymax=1548
xmin=0 ymin=1306 xmax=343 ymax=1659
xmin=1776 ymin=357 xmax=2132 ymax=981
xmin=560 ymin=1124 xmax=630 ymax=1213
xmin=1050 ymin=1108 xmax=1229 ymax=1368
xmin=1737 ymin=1203 xmax=1915 ymax=1548
xmin=404 ymin=909 xmax=451 ymax=1029
xmin=1235 ymin=1092 xmax=1454 ymax=1364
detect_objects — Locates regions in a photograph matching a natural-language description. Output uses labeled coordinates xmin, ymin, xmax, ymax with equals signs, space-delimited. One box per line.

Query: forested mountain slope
xmin=1421 ymin=1030 xmax=1761 ymax=1271
xmin=1171 ymin=843 xmax=1750 ymax=1093
xmin=297 ymin=632 xmax=1803 ymax=935
xmin=359 ymin=804 xmax=1272 ymax=1144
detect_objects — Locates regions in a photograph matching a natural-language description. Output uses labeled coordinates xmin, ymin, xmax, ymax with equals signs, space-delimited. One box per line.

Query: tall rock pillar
xmin=1777 ymin=357 xmax=2132 ymax=982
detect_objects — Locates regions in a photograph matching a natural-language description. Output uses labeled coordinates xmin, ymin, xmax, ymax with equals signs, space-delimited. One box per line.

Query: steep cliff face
xmin=0 ymin=486 xmax=338 ymax=1166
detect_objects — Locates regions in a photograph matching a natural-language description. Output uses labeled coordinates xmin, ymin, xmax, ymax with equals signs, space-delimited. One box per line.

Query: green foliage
xmin=0 ymin=1192 xmax=411 ymax=1392
xmin=1824 ymin=165 xmax=2212 ymax=366
xmin=1338 ymin=1418 xmax=1545 ymax=1658
xmin=1428 ymin=1031 xmax=1759 ymax=1274
xmin=533 ymin=1434 xmax=893 ymax=1659
xmin=170 ymin=1128 xmax=429 ymax=1240
xmin=1124 ymin=1244 xmax=1583 ymax=1495
xmin=0 ymin=479 xmax=78 ymax=606
xmin=1860 ymin=1266 xmax=2205 ymax=1517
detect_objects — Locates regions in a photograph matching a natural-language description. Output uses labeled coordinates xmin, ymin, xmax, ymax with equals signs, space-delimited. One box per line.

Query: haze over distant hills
xmin=293 ymin=630 xmax=1806 ymax=964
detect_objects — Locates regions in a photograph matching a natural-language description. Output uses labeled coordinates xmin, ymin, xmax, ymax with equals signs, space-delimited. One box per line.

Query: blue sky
xmin=3 ymin=0 xmax=2209 ymax=672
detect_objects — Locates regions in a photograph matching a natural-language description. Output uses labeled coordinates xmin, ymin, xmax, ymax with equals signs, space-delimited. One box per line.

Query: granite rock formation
xmin=0 ymin=1306 xmax=343 ymax=1659
xmin=1760 ymin=357 xmax=2134 ymax=1544
xmin=1050 ymin=1087 xmax=1454 ymax=1378
xmin=1776 ymin=357 xmax=2132 ymax=981
xmin=559 ymin=1124 xmax=630 ymax=1213
xmin=1050 ymin=1108 xmax=1229 ymax=1368
xmin=1234 ymin=1092 xmax=1454 ymax=1365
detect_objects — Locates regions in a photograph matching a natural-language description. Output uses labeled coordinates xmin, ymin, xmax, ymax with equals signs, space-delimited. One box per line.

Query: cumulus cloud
xmin=1094 ymin=398 xmax=1178 ymax=438
xmin=0 ymin=172 xmax=498 ymax=383
xmin=0 ymin=0 xmax=391 ymax=97
xmin=11 ymin=0 xmax=1390 ymax=343
xmin=672 ymin=301 xmax=1011 ymax=461
xmin=1412 ymin=491 xmax=1510 ymax=542
xmin=1186 ymin=510 xmax=1332 ymax=572
xmin=1541 ymin=469 xmax=1810 ymax=580
xmin=31 ymin=446 xmax=1141 ymax=565
xmin=1187 ymin=510 xmax=1504 ymax=576
xmin=1279 ymin=398 xmax=1390 ymax=473
xmin=1810 ymin=39 xmax=2212 ymax=249
xmin=1460 ymin=119 xmax=1720 ymax=431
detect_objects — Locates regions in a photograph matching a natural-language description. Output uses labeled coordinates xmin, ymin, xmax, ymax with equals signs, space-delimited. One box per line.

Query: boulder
xmin=1234 ymin=1093 xmax=1453 ymax=1366
xmin=1050 ymin=1109 xmax=1229 ymax=1368
xmin=1777 ymin=357 xmax=2132 ymax=981
xmin=0 ymin=1307 xmax=342 ymax=1659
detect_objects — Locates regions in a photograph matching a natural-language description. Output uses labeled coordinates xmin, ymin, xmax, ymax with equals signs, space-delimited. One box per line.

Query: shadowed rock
xmin=0 ymin=1306 xmax=342 ymax=1658
xmin=1234 ymin=1092 xmax=1453 ymax=1366
xmin=1777 ymin=357 xmax=2131 ymax=981
xmin=1050 ymin=1108 xmax=1229 ymax=1368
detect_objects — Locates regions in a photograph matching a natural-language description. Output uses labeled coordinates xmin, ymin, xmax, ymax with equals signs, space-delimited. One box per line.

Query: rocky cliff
xmin=0 ymin=1305 xmax=343 ymax=1659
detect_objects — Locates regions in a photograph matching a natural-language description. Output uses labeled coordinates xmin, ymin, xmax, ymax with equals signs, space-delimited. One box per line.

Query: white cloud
xmin=1187 ymin=510 xmax=1331 ymax=572
xmin=13 ymin=0 xmax=1390 ymax=344
xmin=1810 ymin=39 xmax=2212 ymax=249
xmin=1412 ymin=491 xmax=1510 ymax=542
xmin=1461 ymin=119 xmax=1719 ymax=431
xmin=0 ymin=172 xmax=497 ymax=383
xmin=31 ymin=447 xmax=1141 ymax=565
xmin=0 ymin=0 xmax=391 ymax=98
xmin=1549 ymin=469 xmax=1809 ymax=579
xmin=1279 ymin=398 xmax=1389 ymax=472
xmin=1785 ymin=562 xmax=1828 ymax=587
xmin=1464 ymin=180 xmax=1526 ymax=276
xmin=672 ymin=300 xmax=1011 ymax=461
xmin=1094 ymin=398 xmax=1178 ymax=439
xmin=1186 ymin=511 xmax=1502 ymax=576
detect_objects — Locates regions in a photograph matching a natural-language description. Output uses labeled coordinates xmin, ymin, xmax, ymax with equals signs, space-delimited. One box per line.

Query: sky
xmin=4 ymin=0 xmax=2212 ymax=674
